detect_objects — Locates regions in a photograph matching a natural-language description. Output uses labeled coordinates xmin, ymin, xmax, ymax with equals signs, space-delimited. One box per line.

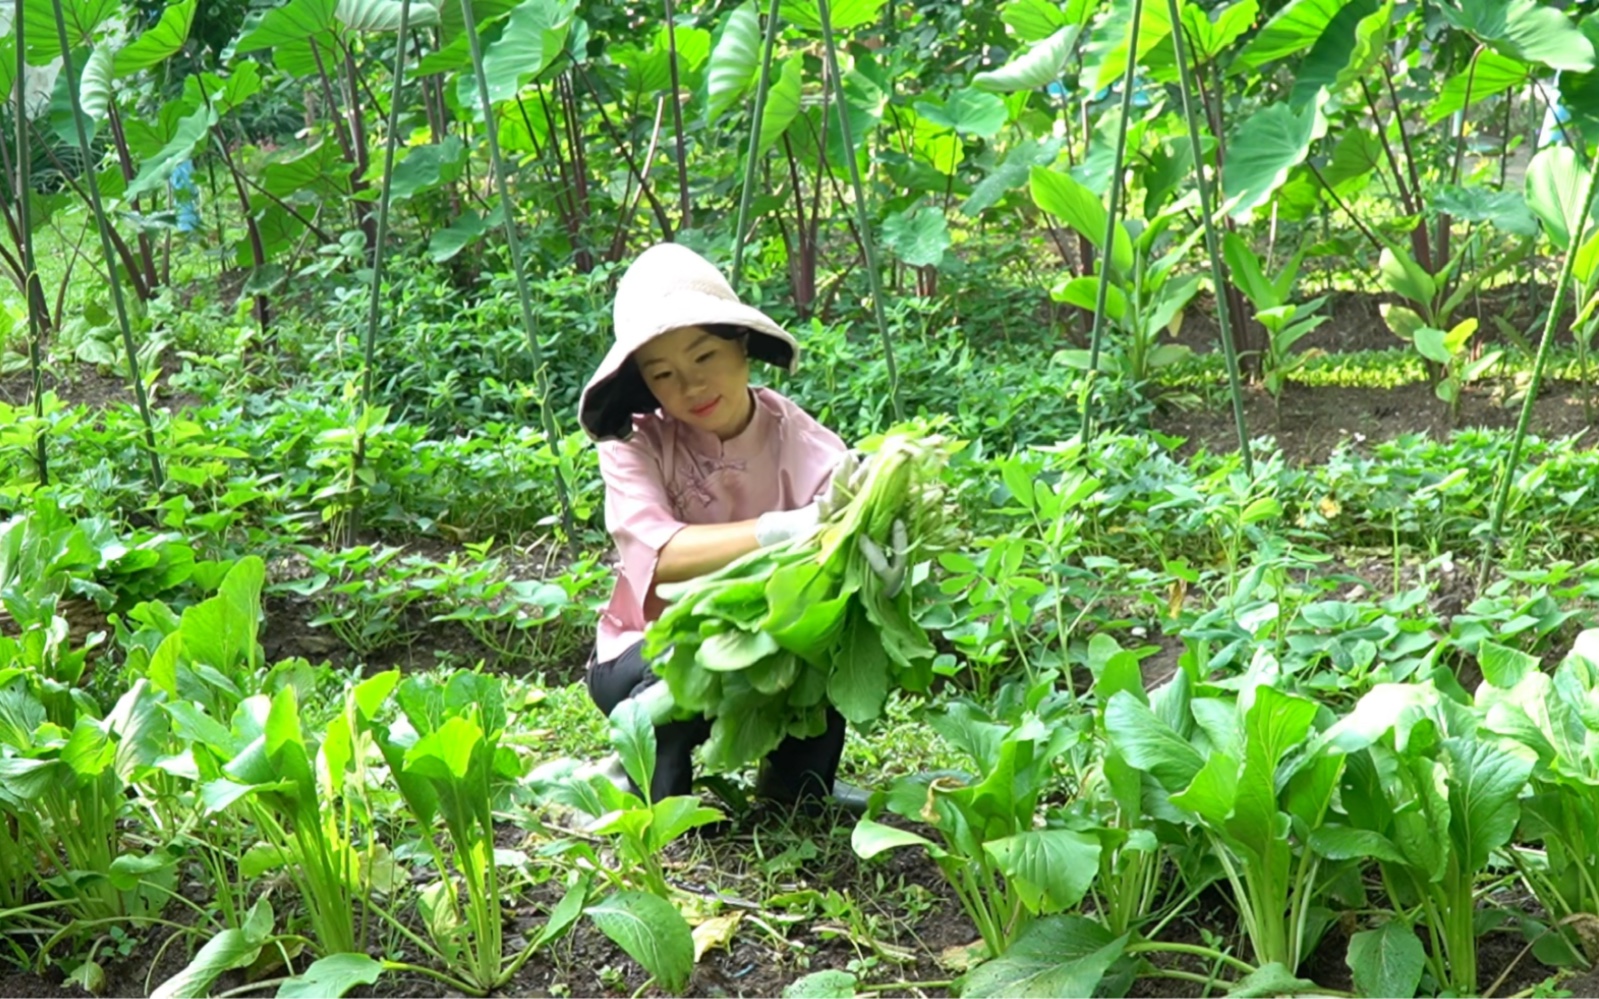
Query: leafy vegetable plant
xmin=1106 ymin=678 xmax=1340 ymax=972
xmin=1313 ymin=681 xmax=1536 ymax=996
xmin=1221 ymin=233 xmax=1327 ymax=415
xmin=853 ymin=675 xmax=1098 ymax=957
xmin=1478 ymin=631 xmax=1599 ymax=966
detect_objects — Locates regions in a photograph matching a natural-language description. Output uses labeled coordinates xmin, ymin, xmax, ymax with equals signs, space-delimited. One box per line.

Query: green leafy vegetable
xmin=641 ymin=421 xmax=961 ymax=772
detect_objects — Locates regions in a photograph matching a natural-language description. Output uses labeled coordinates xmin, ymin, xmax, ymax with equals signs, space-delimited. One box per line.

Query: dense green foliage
xmin=6 ymin=0 xmax=1599 ymax=996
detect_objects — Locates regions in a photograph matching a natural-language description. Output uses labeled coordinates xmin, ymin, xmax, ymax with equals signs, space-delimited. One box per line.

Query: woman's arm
xmin=654 ymin=521 xmax=762 ymax=583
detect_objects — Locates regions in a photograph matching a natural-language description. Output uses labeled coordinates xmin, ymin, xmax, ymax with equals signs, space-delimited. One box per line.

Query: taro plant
xmin=1377 ymin=241 xmax=1517 ymax=420
xmin=1221 ymin=233 xmax=1328 ymax=418
xmin=852 ymin=674 xmax=1100 ymax=958
xmin=1035 ymin=168 xmax=1203 ymax=391
xmin=1412 ymin=317 xmax=1502 ymax=424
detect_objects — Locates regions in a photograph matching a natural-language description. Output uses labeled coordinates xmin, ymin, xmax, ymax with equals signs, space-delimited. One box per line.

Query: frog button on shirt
xmin=594 ymin=385 xmax=846 ymax=663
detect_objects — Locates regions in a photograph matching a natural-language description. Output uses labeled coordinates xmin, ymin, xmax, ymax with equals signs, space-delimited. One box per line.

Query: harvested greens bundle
xmin=638 ymin=422 xmax=960 ymax=771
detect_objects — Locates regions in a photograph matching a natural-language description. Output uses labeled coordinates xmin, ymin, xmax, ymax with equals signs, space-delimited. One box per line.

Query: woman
xmin=577 ymin=242 xmax=878 ymax=811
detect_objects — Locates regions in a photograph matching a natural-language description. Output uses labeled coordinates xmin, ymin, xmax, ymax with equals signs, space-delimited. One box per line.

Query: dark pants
xmin=587 ymin=641 xmax=846 ymax=804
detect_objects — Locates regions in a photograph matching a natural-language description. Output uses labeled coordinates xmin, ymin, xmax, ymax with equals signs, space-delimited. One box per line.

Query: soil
xmin=0 ymin=362 xmax=206 ymax=414
xmin=1172 ymin=284 xmax=1574 ymax=359
xmin=1153 ymin=378 xmax=1596 ymax=466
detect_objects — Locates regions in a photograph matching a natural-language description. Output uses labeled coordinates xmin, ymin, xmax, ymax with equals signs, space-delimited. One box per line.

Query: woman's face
xmin=634 ymin=326 xmax=754 ymax=439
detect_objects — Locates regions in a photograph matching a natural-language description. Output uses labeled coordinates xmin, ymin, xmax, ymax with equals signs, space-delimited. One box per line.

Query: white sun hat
xmin=578 ymin=242 xmax=799 ymax=442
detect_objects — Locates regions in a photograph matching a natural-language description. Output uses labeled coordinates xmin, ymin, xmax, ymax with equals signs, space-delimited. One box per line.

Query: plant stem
xmin=1163 ymin=0 xmax=1251 ymax=475
xmin=662 ymin=0 xmax=691 ymax=228
xmin=1480 ymin=147 xmax=1599 ymax=588
xmin=730 ymin=0 xmax=784 ymax=291
xmin=458 ymin=0 xmax=577 ymax=543
xmin=48 ymin=0 xmax=163 ymax=489
xmin=1078 ymin=0 xmax=1141 ymax=446
xmin=1126 ymin=940 xmax=1257 ymax=976
xmin=815 ymin=0 xmax=901 ymax=423
xmin=14 ymin=0 xmax=45 ymax=486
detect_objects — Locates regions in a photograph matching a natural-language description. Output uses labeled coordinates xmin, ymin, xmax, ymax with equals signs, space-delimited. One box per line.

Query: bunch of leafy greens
xmin=639 ymin=422 xmax=961 ymax=771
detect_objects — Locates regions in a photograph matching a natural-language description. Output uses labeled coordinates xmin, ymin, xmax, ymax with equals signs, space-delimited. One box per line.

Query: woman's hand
xmin=753 ymin=503 xmax=822 ymax=546
xmin=753 ymin=450 xmax=867 ymax=547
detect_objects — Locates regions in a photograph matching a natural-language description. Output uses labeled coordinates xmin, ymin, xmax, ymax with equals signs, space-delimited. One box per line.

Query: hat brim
xmin=579 ymin=295 xmax=798 ymax=442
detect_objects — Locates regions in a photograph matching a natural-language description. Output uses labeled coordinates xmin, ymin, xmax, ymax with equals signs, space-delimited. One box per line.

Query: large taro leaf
xmin=1232 ymin=0 xmax=1354 ymax=74
xmin=881 ymin=206 xmax=950 ymax=269
xmin=113 ymin=0 xmax=197 ymax=75
xmin=1558 ymin=19 xmax=1599 ymax=136
xmin=705 ymin=2 xmax=760 ymax=125
xmin=586 ymin=892 xmax=693 ymax=995
xmin=1526 ymin=145 xmax=1595 ymax=250
xmin=1029 ymin=165 xmax=1134 ymax=274
xmin=1438 ymin=0 xmax=1594 ymax=73
xmin=1222 ymin=93 xmax=1328 ymax=220
xmin=77 ymin=47 xmax=113 ymax=125
xmin=973 ymin=25 xmax=1080 ymax=93
xmin=454 ymin=0 xmax=572 ymax=114
xmin=1180 ymin=0 xmax=1259 ymax=64
xmin=234 ymin=0 xmax=337 ymax=53
xmin=383 ymin=136 xmax=467 ymax=200
xmin=1288 ymin=0 xmax=1384 ymax=108
xmin=272 ymin=29 xmax=339 ymax=77
xmin=1002 ymin=0 xmax=1070 ymax=43
xmin=917 ymin=88 xmax=1007 ymax=139
xmin=124 ymin=106 xmax=215 ymax=201
xmin=335 ymin=0 xmax=442 ymax=33
xmin=22 ymin=0 xmax=119 ymax=60
xmin=755 ymin=54 xmax=803 ymax=157
xmin=1083 ymin=2 xmax=1171 ymax=91
xmin=959 ymin=915 xmax=1127 ymax=997
xmin=779 ymin=0 xmax=884 ymax=32
xmin=1428 ymin=48 xmax=1531 ymax=125
xmin=182 ymin=63 xmax=264 ymax=116
xmin=962 ymin=136 xmax=1062 ymax=217
xmin=1432 ymin=185 xmax=1539 ymax=238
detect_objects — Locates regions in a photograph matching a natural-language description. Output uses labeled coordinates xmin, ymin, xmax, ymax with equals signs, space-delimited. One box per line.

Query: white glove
xmin=817 ymin=450 xmax=870 ymax=519
xmin=753 ymin=451 xmax=868 ymax=548
xmin=859 ymin=518 xmax=909 ymax=598
xmin=755 ymin=503 xmax=822 ymax=546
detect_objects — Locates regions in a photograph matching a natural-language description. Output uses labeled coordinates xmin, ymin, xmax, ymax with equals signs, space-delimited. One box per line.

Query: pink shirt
xmin=594 ymin=386 xmax=846 ymax=662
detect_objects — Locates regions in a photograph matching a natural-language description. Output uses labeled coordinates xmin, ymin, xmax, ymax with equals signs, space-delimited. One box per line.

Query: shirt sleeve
xmin=599 ymin=439 xmax=687 ymax=623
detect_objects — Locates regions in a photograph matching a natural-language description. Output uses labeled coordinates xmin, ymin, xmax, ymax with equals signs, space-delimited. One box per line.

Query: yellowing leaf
xmin=691 ymin=913 xmax=742 ymax=960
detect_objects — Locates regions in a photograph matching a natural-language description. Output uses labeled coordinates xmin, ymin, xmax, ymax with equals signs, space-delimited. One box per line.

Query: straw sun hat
xmin=578 ymin=242 xmax=799 ymax=442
